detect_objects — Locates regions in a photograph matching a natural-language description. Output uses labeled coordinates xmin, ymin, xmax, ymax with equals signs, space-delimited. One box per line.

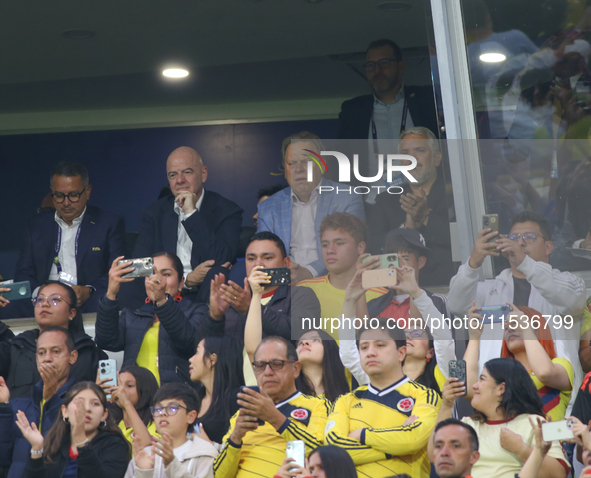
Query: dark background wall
xmin=0 ymin=118 xmax=339 ymax=279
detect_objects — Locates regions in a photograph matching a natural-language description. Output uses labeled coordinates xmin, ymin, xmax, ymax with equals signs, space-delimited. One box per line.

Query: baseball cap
xmin=383 ymin=228 xmax=431 ymax=258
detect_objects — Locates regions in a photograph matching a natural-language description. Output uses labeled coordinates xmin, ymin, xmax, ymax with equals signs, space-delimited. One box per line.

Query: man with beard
xmin=366 ymin=127 xmax=454 ymax=286
xmin=337 ymin=39 xmax=439 ymax=205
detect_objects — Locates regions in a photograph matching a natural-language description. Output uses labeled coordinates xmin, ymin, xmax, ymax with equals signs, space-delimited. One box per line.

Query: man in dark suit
xmin=1 ymin=162 xmax=126 ymax=318
xmin=337 ymin=39 xmax=440 ymax=205
xmin=130 ymin=146 xmax=243 ymax=306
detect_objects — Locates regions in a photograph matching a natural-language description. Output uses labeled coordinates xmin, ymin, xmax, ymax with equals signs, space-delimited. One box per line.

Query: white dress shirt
xmin=366 ymin=86 xmax=414 ymax=204
xmin=290 ymin=184 xmax=320 ymax=277
xmin=174 ymin=189 xmax=205 ymax=280
xmin=48 ymin=208 xmax=87 ymax=284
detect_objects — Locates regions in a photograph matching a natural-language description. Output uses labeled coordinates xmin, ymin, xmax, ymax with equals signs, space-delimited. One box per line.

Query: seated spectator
xmin=366 ymin=127 xmax=454 ymax=286
xmin=253 ymin=185 xmax=286 ymax=228
xmin=465 ymin=303 xmax=573 ymax=421
xmin=208 ymin=232 xmax=320 ymax=367
xmin=297 ymin=212 xmax=387 ymax=341
xmin=189 ymin=337 xmax=245 ymax=444
xmin=274 ymin=445 xmax=357 ymax=478
xmin=128 ymin=146 xmax=243 ymax=308
xmin=431 ymin=358 xmax=569 ymax=478
xmin=244 ymin=268 xmax=349 ymax=400
xmin=2 ymin=161 xmax=126 ymax=318
xmin=0 ymin=326 xmax=79 ymax=478
xmin=257 ymin=132 xmax=364 ymax=283
xmin=432 ymin=418 xmax=480 ymax=478
xmin=339 ymin=264 xmax=455 ymax=392
xmin=0 ymin=281 xmax=106 ymax=399
xmin=365 ymin=229 xmax=449 ymax=325
xmin=99 ymin=366 xmax=160 ymax=450
xmin=18 ymin=381 xmax=130 ymax=478
xmin=447 ymin=211 xmax=587 ymax=399
xmin=325 ymin=318 xmax=441 ymax=478
xmin=214 ymin=337 xmax=328 ymax=478
xmin=126 ymin=383 xmax=218 ymax=478
xmin=95 ymin=253 xmax=224 ymax=385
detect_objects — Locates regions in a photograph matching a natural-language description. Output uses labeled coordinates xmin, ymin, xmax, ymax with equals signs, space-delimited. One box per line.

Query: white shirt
xmin=174 ymin=189 xmax=205 ymax=280
xmin=173 ymin=438 xmax=193 ymax=461
xmin=290 ymin=184 xmax=320 ymax=277
xmin=48 ymin=208 xmax=87 ymax=284
xmin=366 ymin=86 xmax=414 ymax=204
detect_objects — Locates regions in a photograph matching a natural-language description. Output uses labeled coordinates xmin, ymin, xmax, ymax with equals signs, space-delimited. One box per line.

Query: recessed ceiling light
xmin=62 ymin=29 xmax=96 ymax=40
xmin=377 ymin=1 xmax=411 ymax=11
xmin=479 ymin=53 xmax=506 ymax=63
xmin=162 ymin=68 xmax=189 ymax=78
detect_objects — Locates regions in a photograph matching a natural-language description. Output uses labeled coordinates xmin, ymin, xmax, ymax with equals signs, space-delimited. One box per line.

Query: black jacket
xmin=22 ymin=429 xmax=130 ymax=478
xmin=95 ymin=295 xmax=224 ymax=385
xmin=221 ymin=285 xmax=321 ymax=346
xmin=0 ymin=321 xmax=14 ymax=344
xmin=367 ymin=173 xmax=456 ymax=287
xmin=0 ymin=328 xmax=106 ymax=399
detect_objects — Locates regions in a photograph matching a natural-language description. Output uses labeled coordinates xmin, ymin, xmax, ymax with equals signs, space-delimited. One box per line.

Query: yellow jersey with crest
xmin=214 ymin=391 xmax=329 ymax=478
xmin=325 ymin=376 xmax=440 ymax=478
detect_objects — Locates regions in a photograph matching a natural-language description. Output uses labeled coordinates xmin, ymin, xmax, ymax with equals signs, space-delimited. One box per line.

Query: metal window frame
xmin=430 ymin=0 xmax=494 ymax=278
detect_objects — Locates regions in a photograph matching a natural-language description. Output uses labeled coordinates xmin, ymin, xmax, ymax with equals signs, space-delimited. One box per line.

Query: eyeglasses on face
xmin=32 ymin=294 xmax=71 ymax=307
xmin=364 ymin=58 xmax=401 ymax=72
xmin=51 ymin=186 xmax=87 ymax=204
xmin=252 ymin=359 xmax=296 ymax=373
xmin=405 ymin=329 xmax=427 ymax=339
xmin=150 ymin=403 xmax=189 ymax=417
xmin=506 ymin=232 xmax=547 ymax=244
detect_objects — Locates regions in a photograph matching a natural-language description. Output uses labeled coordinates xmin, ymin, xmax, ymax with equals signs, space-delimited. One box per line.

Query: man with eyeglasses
xmin=3 ymin=161 xmax=126 ymax=319
xmin=447 ymin=210 xmax=587 ymax=409
xmin=336 ymin=38 xmax=439 ymax=204
xmin=0 ymin=326 xmax=78 ymax=478
xmin=214 ymin=336 xmax=328 ymax=478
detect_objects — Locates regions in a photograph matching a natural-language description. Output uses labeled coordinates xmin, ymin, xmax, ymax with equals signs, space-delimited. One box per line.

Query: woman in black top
xmin=188 ymin=336 xmax=245 ymax=444
xmin=17 ymin=381 xmax=129 ymax=478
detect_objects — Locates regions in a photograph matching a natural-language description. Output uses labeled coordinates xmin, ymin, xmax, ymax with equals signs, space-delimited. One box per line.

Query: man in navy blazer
xmin=129 ymin=146 xmax=243 ymax=306
xmin=2 ymin=162 xmax=126 ymax=318
xmin=257 ymin=132 xmax=365 ymax=283
xmin=336 ymin=39 xmax=439 ymax=187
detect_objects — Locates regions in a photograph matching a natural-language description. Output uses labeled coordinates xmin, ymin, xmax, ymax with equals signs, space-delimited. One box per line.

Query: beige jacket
xmin=125 ymin=436 xmax=218 ymax=478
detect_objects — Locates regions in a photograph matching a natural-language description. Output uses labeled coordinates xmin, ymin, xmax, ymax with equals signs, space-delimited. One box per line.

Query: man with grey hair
xmin=2 ymin=161 xmax=126 ymax=318
xmin=130 ymin=146 xmax=243 ymax=307
xmin=367 ymin=127 xmax=455 ymax=286
xmin=257 ymin=132 xmax=365 ymax=283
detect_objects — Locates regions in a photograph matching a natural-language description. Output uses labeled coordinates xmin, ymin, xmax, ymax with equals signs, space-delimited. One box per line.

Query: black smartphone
xmin=241 ymin=386 xmax=265 ymax=425
xmin=259 ymin=267 xmax=290 ymax=286
xmin=448 ymin=359 xmax=467 ymax=396
xmin=0 ymin=281 xmax=32 ymax=301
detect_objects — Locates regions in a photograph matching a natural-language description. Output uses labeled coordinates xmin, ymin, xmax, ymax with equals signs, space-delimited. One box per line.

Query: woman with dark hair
xmin=274 ymin=445 xmax=357 ymax=478
xmin=188 ymin=336 xmax=245 ymax=444
xmin=95 ymin=252 xmax=223 ymax=385
xmin=0 ymin=281 xmax=105 ymax=399
xmin=16 ymin=381 xmax=129 ymax=478
xmin=464 ymin=301 xmax=573 ymax=421
xmin=100 ymin=365 xmax=160 ymax=449
xmin=429 ymin=358 xmax=570 ymax=478
xmin=295 ymin=330 xmax=350 ymax=403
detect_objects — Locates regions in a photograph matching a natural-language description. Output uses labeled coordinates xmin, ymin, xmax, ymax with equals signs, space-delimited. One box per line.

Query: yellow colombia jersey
xmin=214 ymin=391 xmax=329 ymax=478
xmin=297 ymin=275 xmax=388 ymax=341
xmin=325 ymin=376 xmax=440 ymax=478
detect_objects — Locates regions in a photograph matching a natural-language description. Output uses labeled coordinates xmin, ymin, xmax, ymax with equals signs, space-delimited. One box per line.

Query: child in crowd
xmin=17 ymin=381 xmax=130 ymax=478
xmin=125 ymin=382 xmax=217 ymax=478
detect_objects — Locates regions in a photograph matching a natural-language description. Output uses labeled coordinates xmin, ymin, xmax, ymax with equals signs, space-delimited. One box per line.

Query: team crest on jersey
xmin=397 ymin=397 xmax=414 ymax=412
xmin=291 ymin=408 xmax=309 ymax=420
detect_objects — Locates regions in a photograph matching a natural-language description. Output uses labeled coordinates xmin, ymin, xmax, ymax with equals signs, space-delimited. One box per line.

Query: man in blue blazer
xmin=257 ymin=132 xmax=365 ymax=283
xmin=129 ymin=146 xmax=244 ymax=307
xmin=1 ymin=162 xmax=126 ymax=319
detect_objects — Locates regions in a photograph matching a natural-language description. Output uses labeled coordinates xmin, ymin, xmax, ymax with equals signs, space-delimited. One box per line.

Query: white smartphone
xmin=98 ymin=359 xmax=118 ymax=399
xmin=286 ymin=440 xmax=306 ymax=468
xmin=541 ymin=419 xmax=575 ymax=441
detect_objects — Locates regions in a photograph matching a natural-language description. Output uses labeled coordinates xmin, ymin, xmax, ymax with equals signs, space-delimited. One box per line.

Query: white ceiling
xmin=0 ymin=0 xmax=434 ymax=113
